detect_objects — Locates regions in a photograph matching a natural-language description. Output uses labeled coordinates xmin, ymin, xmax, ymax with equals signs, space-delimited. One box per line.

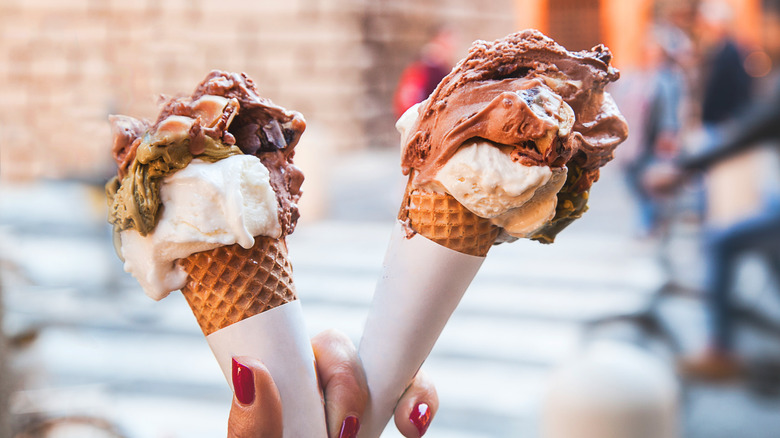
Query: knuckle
xmin=323 ymin=328 xmax=353 ymax=348
xmin=327 ymin=362 xmax=369 ymax=404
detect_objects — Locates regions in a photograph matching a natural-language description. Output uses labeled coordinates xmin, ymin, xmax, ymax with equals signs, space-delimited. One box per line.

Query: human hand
xmin=227 ymin=329 xmax=439 ymax=438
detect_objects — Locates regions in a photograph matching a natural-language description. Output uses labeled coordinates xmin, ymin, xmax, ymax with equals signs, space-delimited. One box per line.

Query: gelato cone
xmin=401 ymin=183 xmax=499 ymax=257
xmin=179 ymin=235 xmax=297 ymax=336
xmin=106 ymin=71 xmax=326 ymax=437
xmin=359 ymin=30 xmax=628 ymax=437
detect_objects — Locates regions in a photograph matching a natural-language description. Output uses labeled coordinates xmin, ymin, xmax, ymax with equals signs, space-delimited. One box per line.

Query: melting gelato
xmin=107 ymin=71 xmax=305 ymax=237
xmin=106 ymin=71 xmax=306 ymax=299
xmin=399 ymin=30 xmax=628 ymax=242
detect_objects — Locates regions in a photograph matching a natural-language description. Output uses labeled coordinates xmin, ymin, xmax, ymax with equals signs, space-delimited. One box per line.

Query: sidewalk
xmin=2 ymin=150 xmax=780 ymax=437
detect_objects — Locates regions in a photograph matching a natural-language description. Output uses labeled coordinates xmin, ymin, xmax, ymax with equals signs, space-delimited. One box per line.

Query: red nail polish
xmin=338 ymin=415 xmax=360 ymax=438
xmin=410 ymin=402 xmax=431 ymax=436
xmin=232 ymin=358 xmax=255 ymax=405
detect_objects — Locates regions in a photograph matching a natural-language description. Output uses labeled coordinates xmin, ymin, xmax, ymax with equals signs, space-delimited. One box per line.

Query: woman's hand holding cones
xmin=227 ymin=329 xmax=438 ymax=438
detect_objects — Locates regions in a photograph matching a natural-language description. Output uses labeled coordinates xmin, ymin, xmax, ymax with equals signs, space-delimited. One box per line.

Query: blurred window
xmin=547 ymin=0 xmax=603 ymax=51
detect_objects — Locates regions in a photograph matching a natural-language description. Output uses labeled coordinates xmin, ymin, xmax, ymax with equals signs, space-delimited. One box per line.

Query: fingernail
xmin=410 ymin=402 xmax=431 ymax=436
xmin=232 ymin=358 xmax=255 ymax=405
xmin=338 ymin=415 xmax=360 ymax=438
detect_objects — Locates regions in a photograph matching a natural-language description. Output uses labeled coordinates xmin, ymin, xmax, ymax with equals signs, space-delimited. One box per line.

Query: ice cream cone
xmin=358 ymin=222 xmax=485 ymax=438
xmin=107 ymin=71 xmax=327 ymax=437
xmin=400 ymin=179 xmax=500 ymax=257
xmin=358 ymin=185 xmax=497 ymax=437
xmin=178 ymin=235 xmax=297 ymax=336
xmin=179 ymin=235 xmax=327 ymax=438
xmin=360 ymin=29 xmax=629 ymax=437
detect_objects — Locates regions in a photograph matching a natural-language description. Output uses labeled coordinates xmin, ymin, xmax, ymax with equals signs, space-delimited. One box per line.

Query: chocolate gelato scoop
xmin=400 ymin=30 xmax=629 ymax=243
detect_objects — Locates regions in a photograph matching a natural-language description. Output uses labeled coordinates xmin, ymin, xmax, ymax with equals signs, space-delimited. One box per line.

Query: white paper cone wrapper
xmin=357 ymin=222 xmax=486 ymax=438
xmin=206 ymin=300 xmax=327 ymax=438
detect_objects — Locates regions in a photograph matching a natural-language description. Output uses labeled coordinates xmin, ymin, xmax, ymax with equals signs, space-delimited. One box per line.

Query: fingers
xmin=394 ymin=369 xmax=438 ymax=438
xmin=312 ymin=329 xmax=369 ymax=438
xmin=227 ymin=357 xmax=283 ymax=438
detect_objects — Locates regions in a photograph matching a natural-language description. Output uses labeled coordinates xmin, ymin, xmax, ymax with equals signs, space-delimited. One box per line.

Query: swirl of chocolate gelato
xmin=107 ymin=70 xmax=306 ymax=237
xmin=402 ymin=29 xmax=628 ymax=188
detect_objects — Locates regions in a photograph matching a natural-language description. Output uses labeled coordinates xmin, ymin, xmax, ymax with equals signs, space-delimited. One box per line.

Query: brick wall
xmin=0 ymin=0 xmax=514 ymax=182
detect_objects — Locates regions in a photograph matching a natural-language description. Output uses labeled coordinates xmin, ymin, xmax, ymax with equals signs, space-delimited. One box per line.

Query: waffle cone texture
xmin=399 ymin=178 xmax=499 ymax=257
xmin=179 ymin=235 xmax=298 ymax=336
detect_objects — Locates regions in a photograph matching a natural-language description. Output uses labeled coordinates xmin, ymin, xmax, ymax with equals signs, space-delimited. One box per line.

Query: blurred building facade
xmin=516 ymin=0 xmax=764 ymax=68
xmin=0 ymin=0 xmax=766 ymax=182
xmin=0 ymin=0 xmax=516 ymax=182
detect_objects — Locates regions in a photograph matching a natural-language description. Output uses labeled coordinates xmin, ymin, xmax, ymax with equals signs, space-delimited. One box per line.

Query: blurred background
xmin=2 ymin=0 xmax=780 ymax=436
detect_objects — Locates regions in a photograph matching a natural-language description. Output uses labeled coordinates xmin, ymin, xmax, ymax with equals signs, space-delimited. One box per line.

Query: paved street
xmin=2 ymin=149 xmax=780 ymax=437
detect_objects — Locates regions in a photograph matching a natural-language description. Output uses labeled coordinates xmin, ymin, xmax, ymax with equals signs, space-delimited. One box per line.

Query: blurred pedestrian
xmin=624 ymin=24 xmax=691 ymax=237
xmin=667 ymin=0 xmax=780 ymax=380
xmin=697 ymin=0 xmax=754 ymax=143
xmin=393 ymin=28 xmax=457 ymax=119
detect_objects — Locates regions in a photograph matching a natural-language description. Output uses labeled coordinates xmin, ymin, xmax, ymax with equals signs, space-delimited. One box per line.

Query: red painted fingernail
xmin=232 ymin=358 xmax=255 ymax=405
xmin=338 ymin=415 xmax=360 ymax=438
xmin=410 ymin=402 xmax=431 ymax=436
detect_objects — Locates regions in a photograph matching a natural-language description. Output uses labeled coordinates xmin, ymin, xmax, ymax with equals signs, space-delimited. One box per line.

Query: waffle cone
xmin=178 ymin=235 xmax=297 ymax=336
xmin=399 ymin=178 xmax=499 ymax=257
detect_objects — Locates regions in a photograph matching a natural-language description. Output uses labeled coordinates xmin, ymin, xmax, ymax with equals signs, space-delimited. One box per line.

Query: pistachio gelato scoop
xmin=106 ymin=98 xmax=242 ymax=236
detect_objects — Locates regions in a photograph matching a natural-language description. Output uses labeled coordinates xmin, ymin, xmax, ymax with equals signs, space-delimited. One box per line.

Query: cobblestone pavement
xmin=2 ymin=149 xmax=780 ymax=437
